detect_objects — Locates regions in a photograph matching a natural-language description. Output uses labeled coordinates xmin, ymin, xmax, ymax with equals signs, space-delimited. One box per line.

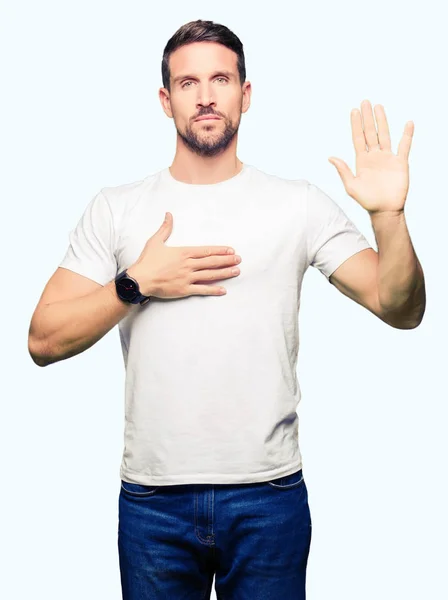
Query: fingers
xmin=191 ymin=265 xmax=240 ymax=283
xmin=189 ymin=253 xmax=242 ymax=271
xmin=188 ymin=284 xmax=227 ymax=296
xmin=185 ymin=246 xmax=235 ymax=258
xmin=374 ymin=104 xmax=392 ymax=151
xmin=351 ymin=109 xmax=368 ymax=154
xmin=360 ymin=100 xmax=380 ymax=150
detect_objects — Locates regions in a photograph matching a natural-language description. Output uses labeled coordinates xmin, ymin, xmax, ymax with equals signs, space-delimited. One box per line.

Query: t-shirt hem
xmin=120 ymin=459 xmax=303 ymax=486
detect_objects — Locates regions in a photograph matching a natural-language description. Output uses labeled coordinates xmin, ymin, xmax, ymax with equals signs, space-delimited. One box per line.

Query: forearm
xmin=30 ymin=280 xmax=137 ymax=366
xmin=370 ymin=210 xmax=426 ymax=327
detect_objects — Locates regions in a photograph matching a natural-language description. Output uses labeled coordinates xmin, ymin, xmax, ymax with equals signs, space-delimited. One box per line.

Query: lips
xmin=195 ymin=116 xmax=221 ymax=121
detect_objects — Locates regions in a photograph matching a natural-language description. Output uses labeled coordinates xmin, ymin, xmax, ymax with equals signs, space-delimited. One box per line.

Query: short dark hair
xmin=161 ymin=19 xmax=246 ymax=93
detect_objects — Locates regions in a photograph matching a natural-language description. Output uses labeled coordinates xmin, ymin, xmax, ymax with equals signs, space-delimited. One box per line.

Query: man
xmin=28 ymin=18 xmax=426 ymax=600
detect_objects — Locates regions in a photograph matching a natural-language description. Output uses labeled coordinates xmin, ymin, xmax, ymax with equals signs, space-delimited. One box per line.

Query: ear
xmin=159 ymin=87 xmax=173 ymax=119
xmin=241 ymin=81 xmax=252 ymax=115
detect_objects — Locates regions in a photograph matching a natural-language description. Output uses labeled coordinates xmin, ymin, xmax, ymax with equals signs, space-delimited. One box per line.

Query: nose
xmin=196 ymin=89 xmax=217 ymax=113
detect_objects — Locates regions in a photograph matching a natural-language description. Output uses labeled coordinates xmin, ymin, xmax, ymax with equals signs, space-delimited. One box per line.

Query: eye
xmin=181 ymin=77 xmax=228 ymax=89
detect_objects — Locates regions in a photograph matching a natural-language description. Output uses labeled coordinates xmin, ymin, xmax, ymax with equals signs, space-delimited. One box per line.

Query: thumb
xmin=328 ymin=157 xmax=355 ymax=189
xmin=157 ymin=211 xmax=173 ymax=242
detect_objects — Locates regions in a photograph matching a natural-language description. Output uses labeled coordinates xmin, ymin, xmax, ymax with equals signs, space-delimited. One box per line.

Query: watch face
xmin=117 ymin=277 xmax=138 ymax=301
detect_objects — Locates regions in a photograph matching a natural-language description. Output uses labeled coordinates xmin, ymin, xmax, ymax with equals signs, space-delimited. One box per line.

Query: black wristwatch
xmin=115 ymin=270 xmax=151 ymax=306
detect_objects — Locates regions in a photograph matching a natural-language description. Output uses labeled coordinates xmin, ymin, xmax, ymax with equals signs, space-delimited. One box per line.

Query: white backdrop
xmin=2 ymin=1 xmax=446 ymax=598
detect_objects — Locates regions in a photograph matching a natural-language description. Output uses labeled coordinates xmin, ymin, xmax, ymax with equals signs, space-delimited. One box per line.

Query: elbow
xmin=28 ymin=337 xmax=52 ymax=367
xmin=380 ymin=289 xmax=426 ymax=330
xmin=381 ymin=306 xmax=425 ymax=330
xmin=390 ymin=319 xmax=422 ymax=330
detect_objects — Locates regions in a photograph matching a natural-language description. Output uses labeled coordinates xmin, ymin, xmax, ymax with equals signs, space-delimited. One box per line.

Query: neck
xmin=169 ymin=156 xmax=243 ymax=185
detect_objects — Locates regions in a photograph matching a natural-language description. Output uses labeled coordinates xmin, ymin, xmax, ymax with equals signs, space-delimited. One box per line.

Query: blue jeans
xmin=118 ymin=468 xmax=312 ymax=599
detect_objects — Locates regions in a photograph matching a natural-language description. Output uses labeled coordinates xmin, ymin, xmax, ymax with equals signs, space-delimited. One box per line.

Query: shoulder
xmin=248 ymin=165 xmax=309 ymax=203
xmin=98 ymin=170 xmax=163 ymax=223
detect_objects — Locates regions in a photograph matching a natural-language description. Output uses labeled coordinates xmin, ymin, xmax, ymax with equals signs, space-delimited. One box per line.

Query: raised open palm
xmin=328 ymin=99 xmax=414 ymax=215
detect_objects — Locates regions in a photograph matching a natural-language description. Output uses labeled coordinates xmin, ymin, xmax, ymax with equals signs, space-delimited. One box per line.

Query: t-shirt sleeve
xmin=58 ymin=189 xmax=118 ymax=286
xmin=306 ymin=182 xmax=373 ymax=282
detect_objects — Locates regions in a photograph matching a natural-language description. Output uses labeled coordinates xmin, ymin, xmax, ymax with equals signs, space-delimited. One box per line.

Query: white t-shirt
xmin=59 ymin=163 xmax=372 ymax=485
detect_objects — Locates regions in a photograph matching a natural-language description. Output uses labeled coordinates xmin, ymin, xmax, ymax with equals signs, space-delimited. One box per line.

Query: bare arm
xmin=29 ymin=279 xmax=137 ymax=367
xmin=29 ymin=212 xmax=242 ymax=367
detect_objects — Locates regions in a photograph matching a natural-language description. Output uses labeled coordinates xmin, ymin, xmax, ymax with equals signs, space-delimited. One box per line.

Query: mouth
xmin=195 ymin=116 xmax=221 ymax=122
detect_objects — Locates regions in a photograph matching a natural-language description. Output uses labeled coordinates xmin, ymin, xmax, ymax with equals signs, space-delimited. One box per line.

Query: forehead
xmin=169 ymin=42 xmax=237 ymax=79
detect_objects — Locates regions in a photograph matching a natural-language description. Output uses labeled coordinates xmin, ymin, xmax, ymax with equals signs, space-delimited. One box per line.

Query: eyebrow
xmin=172 ymin=70 xmax=235 ymax=86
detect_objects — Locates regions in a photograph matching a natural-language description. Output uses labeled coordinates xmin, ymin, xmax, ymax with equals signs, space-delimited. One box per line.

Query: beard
xmin=175 ymin=111 xmax=242 ymax=158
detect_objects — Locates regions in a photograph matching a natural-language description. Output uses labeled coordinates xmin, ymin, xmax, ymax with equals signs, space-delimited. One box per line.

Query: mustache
xmin=194 ymin=111 xmax=221 ymax=119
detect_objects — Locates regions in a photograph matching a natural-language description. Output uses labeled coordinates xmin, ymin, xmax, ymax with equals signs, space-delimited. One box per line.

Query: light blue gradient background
xmin=2 ymin=1 xmax=446 ymax=598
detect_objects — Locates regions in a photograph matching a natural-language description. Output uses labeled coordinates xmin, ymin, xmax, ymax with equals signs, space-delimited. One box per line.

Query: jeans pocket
xmin=120 ymin=479 xmax=159 ymax=497
xmin=267 ymin=468 xmax=304 ymax=490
